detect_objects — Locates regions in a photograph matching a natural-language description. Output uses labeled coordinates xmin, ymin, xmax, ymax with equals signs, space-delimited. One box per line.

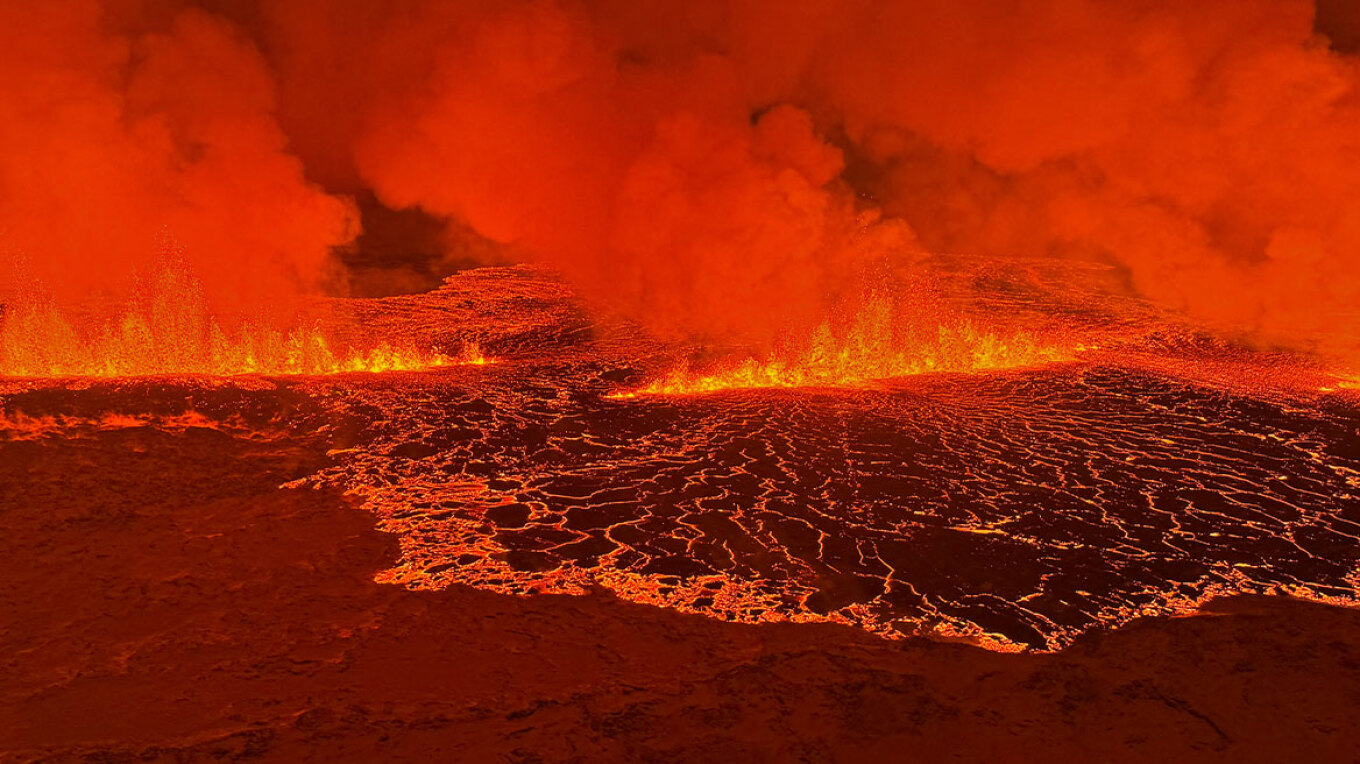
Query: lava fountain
xmin=0 ymin=264 xmax=485 ymax=379
xmin=614 ymin=293 xmax=1076 ymax=397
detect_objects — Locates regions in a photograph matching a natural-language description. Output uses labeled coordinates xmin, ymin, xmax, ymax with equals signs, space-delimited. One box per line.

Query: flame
xmin=0 ymin=270 xmax=488 ymax=379
xmin=615 ymin=296 xmax=1073 ymax=397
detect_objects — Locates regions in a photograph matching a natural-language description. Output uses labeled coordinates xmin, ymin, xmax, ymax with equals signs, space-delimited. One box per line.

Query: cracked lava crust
xmin=7 ymin=260 xmax=1356 ymax=654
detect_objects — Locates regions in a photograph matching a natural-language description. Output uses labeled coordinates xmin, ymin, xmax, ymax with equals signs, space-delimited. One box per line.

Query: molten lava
xmin=616 ymin=295 xmax=1074 ymax=397
xmin=7 ymin=264 xmax=1360 ymax=655
xmin=264 ymin=266 xmax=1360 ymax=653
xmin=0 ymin=268 xmax=483 ymax=379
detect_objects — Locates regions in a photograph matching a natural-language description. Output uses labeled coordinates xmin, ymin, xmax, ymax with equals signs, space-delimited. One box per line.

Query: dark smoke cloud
xmin=5 ymin=0 xmax=1360 ymax=355
xmin=1317 ymin=0 xmax=1360 ymax=53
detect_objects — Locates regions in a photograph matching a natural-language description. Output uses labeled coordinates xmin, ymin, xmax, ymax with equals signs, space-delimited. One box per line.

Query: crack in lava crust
xmin=284 ymin=266 xmax=1360 ymax=652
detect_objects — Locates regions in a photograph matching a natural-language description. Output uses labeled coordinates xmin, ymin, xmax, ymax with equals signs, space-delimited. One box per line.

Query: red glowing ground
xmin=5 ymin=259 xmax=1357 ymax=654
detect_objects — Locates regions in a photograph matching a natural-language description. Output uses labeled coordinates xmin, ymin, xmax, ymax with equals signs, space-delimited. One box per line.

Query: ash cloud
xmin=5 ymin=1 xmax=1360 ymax=354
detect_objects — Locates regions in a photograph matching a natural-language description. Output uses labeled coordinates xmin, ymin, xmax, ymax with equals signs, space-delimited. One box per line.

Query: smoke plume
xmin=0 ymin=1 xmax=355 ymax=312
xmin=5 ymin=0 xmax=1360 ymax=355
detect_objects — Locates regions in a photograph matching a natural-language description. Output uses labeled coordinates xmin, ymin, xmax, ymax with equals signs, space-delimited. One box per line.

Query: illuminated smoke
xmin=0 ymin=1 xmax=356 ymax=312
xmin=6 ymin=1 xmax=1360 ymax=358
xmin=265 ymin=0 xmax=1360 ymax=356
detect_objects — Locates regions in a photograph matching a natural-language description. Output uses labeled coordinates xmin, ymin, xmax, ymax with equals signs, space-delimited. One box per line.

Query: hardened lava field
xmin=5 ymin=263 xmax=1360 ymax=652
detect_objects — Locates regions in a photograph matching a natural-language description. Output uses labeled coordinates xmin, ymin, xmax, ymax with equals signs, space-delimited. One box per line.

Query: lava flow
xmin=8 ymin=257 xmax=1357 ymax=657
xmin=242 ymin=264 xmax=1358 ymax=653
xmin=0 ymin=267 xmax=484 ymax=379
xmin=615 ymin=294 xmax=1075 ymax=397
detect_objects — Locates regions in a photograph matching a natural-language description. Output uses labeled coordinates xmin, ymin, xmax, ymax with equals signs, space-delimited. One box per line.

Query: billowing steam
xmin=4 ymin=0 xmax=1359 ymax=355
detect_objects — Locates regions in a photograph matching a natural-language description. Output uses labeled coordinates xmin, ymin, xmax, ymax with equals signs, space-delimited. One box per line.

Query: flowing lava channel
xmin=0 ymin=267 xmax=485 ymax=379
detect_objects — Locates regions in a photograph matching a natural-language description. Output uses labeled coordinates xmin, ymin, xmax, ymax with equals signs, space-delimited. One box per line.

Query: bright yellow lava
xmin=0 ymin=287 xmax=488 ymax=379
xmin=615 ymin=300 xmax=1073 ymax=397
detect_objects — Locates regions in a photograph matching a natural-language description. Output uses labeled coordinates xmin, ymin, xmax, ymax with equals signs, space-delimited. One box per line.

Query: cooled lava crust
xmin=5 ymin=261 xmax=1359 ymax=652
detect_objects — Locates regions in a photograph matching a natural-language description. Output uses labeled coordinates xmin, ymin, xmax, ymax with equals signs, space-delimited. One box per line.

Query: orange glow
xmin=614 ymin=296 xmax=1073 ymax=397
xmin=0 ymin=270 xmax=488 ymax=379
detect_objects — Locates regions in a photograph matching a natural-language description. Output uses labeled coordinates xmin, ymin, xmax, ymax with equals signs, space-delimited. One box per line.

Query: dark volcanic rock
xmin=2 ymin=405 xmax=1360 ymax=762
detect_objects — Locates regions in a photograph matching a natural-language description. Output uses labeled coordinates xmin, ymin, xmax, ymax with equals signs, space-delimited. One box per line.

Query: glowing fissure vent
xmin=617 ymin=296 xmax=1072 ymax=397
xmin=0 ymin=272 xmax=489 ymax=379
